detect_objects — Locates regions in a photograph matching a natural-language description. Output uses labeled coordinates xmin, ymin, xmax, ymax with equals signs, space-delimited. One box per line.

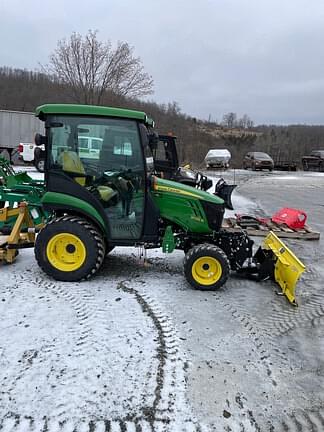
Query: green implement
xmin=0 ymin=157 xmax=47 ymax=231
xmin=0 ymin=156 xmax=44 ymax=189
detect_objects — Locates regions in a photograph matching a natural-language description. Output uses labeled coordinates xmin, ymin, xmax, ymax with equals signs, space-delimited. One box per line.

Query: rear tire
xmin=35 ymin=158 xmax=45 ymax=173
xmin=319 ymin=162 xmax=324 ymax=172
xmin=184 ymin=244 xmax=230 ymax=290
xmin=35 ymin=215 xmax=105 ymax=281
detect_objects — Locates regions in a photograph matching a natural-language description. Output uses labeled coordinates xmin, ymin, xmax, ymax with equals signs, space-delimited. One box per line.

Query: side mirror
xmin=35 ymin=133 xmax=47 ymax=146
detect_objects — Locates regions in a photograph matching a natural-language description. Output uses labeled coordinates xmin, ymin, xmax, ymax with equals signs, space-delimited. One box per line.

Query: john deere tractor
xmin=33 ymin=104 xmax=304 ymax=305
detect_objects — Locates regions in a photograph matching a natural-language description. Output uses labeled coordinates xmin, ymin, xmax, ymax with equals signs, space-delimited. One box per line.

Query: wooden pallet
xmin=222 ymin=217 xmax=320 ymax=240
xmin=0 ymin=235 xmax=8 ymax=247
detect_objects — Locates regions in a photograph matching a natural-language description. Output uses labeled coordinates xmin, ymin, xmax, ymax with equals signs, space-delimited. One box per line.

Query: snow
xmin=0 ymin=167 xmax=323 ymax=431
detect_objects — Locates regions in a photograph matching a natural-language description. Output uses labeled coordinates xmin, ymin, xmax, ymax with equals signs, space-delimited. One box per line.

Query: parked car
xmin=18 ymin=142 xmax=45 ymax=172
xmin=273 ymin=159 xmax=297 ymax=171
xmin=301 ymin=150 xmax=324 ymax=172
xmin=243 ymin=151 xmax=274 ymax=171
xmin=204 ymin=149 xmax=231 ymax=169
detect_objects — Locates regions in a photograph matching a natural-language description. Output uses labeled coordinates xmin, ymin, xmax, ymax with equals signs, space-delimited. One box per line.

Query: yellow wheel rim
xmin=46 ymin=233 xmax=86 ymax=272
xmin=191 ymin=256 xmax=222 ymax=286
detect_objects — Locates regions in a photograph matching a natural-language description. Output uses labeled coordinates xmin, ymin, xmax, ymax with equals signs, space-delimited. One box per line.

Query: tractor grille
xmin=201 ymin=200 xmax=225 ymax=231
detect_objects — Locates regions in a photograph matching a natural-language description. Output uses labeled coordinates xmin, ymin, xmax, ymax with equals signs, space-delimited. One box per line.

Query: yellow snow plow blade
xmin=263 ymin=231 xmax=306 ymax=306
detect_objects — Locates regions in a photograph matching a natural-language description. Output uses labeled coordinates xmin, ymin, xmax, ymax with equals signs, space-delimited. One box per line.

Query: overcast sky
xmin=1 ymin=0 xmax=324 ymax=124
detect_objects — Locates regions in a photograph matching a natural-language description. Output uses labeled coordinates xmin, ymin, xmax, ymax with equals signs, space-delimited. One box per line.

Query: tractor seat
xmin=60 ymin=151 xmax=86 ymax=186
xmin=60 ymin=151 xmax=117 ymax=203
xmin=97 ymin=185 xmax=117 ymax=202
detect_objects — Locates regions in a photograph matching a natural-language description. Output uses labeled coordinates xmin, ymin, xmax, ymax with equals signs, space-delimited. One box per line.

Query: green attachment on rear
xmin=5 ymin=172 xmax=35 ymax=188
xmin=0 ymin=187 xmax=47 ymax=228
xmin=162 ymin=225 xmax=176 ymax=253
xmin=0 ymin=156 xmax=44 ymax=189
xmin=0 ymin=156 xmax=15 ymax=180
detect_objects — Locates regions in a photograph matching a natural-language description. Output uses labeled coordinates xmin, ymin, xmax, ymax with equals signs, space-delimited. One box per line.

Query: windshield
xmin=253 ymin=152 xmax=272 ymax=160
xmin=48 ymin=115 xmax=142 ymax=168
xmin=207 ymin=149 xmax=230 ymax=158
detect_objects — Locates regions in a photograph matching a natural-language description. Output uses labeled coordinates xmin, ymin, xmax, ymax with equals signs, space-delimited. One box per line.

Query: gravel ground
xmin=0 ymin=167 xmax=323 ymax=431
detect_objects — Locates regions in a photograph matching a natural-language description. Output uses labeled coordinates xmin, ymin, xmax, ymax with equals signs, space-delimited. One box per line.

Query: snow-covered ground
xmin=0 ymin=167 xmax=323 ymax=431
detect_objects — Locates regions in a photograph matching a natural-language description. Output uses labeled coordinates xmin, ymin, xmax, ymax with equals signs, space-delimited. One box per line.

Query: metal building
xmin=0 ymin=109 xmax=44 ymax=159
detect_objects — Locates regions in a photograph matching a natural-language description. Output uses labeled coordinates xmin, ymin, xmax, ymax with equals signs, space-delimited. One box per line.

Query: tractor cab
xmin=36 ymin=104 xmax=159 ymax=243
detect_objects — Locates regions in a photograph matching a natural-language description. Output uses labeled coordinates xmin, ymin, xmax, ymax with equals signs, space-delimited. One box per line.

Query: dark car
xmin=243 ymin=151 xmax=274 ymax=171
xmin=302 ymin=150 xmax=324 ymax=172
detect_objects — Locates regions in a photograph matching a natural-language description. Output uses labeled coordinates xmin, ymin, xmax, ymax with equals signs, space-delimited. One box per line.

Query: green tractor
xmin=33 ymin=104 xmax=304 ymax=304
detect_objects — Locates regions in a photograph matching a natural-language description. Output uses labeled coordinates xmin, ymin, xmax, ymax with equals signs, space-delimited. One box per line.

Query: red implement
xmin=271 ymin=208 xmax=307 ymax=229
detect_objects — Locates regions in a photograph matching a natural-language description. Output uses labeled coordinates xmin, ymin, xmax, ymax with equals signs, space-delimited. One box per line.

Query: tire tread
xmin=184 ymin=243 xmax=230 ymax=291
xmin=35 ymin=215 xmax=105 ymax=281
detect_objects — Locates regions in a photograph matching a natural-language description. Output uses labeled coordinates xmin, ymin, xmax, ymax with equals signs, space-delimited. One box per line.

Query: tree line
xmin=1 ymin=30 xmax=324 ymax=168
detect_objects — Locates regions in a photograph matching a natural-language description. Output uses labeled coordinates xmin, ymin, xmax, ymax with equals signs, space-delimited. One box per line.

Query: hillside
xmin=1 ymin=67 xmax=324 ymax=167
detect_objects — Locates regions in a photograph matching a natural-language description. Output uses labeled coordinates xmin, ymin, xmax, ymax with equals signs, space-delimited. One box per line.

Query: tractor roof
xmin=35 ymin=104 xmax=154 ymax=126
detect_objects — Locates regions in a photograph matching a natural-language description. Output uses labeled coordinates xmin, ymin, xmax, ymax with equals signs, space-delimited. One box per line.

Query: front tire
xmin=184 ymin=244 xmax=230 ymax=290
xmin=35 ymin=215 xmax=105 ymax=281
xmin=302 ymin=160 xmax=309 ymax=171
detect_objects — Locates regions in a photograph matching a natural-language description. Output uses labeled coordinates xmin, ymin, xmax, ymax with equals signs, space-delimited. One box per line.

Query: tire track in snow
xmin=1 ymin=259 xmax=194 ymax=428
xmin=116 ymin=281 xmax=189 ymax=422
xmin=0 ymin=416 xmax=220 ymax=431
xmin=282 ymin=406 xmax=324 ymax=432
xmin=211 ymin=278 xmax=324 ymax=431
xmin=1 ymin=267 xmax=159 ymax=422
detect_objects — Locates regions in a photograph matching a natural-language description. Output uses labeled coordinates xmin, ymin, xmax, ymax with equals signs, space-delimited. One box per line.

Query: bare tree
xmin=42 ymin=30 xmax=154 ymax=105
xmin=238 ymin=114 xmax=254 ymax=129
xmin=222 ymin=112 xmax=237 ymax=128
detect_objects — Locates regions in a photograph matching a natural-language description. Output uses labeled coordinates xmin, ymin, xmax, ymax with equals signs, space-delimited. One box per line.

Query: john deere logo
xmin=156 ymin=185 xmax=199 ymax=198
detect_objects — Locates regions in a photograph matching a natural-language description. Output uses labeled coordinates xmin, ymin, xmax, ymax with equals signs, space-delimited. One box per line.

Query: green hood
xmin=152 ymin=176 xmax=224 ymax=205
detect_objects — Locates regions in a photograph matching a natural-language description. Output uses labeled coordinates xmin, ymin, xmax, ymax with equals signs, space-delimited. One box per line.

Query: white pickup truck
xmin=18 ymin=142 xmax=45 ymax=172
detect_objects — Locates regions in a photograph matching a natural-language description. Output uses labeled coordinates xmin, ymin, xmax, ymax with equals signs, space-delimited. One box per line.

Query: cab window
xmin=48 ymin=115 xmax=146 ymax=240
